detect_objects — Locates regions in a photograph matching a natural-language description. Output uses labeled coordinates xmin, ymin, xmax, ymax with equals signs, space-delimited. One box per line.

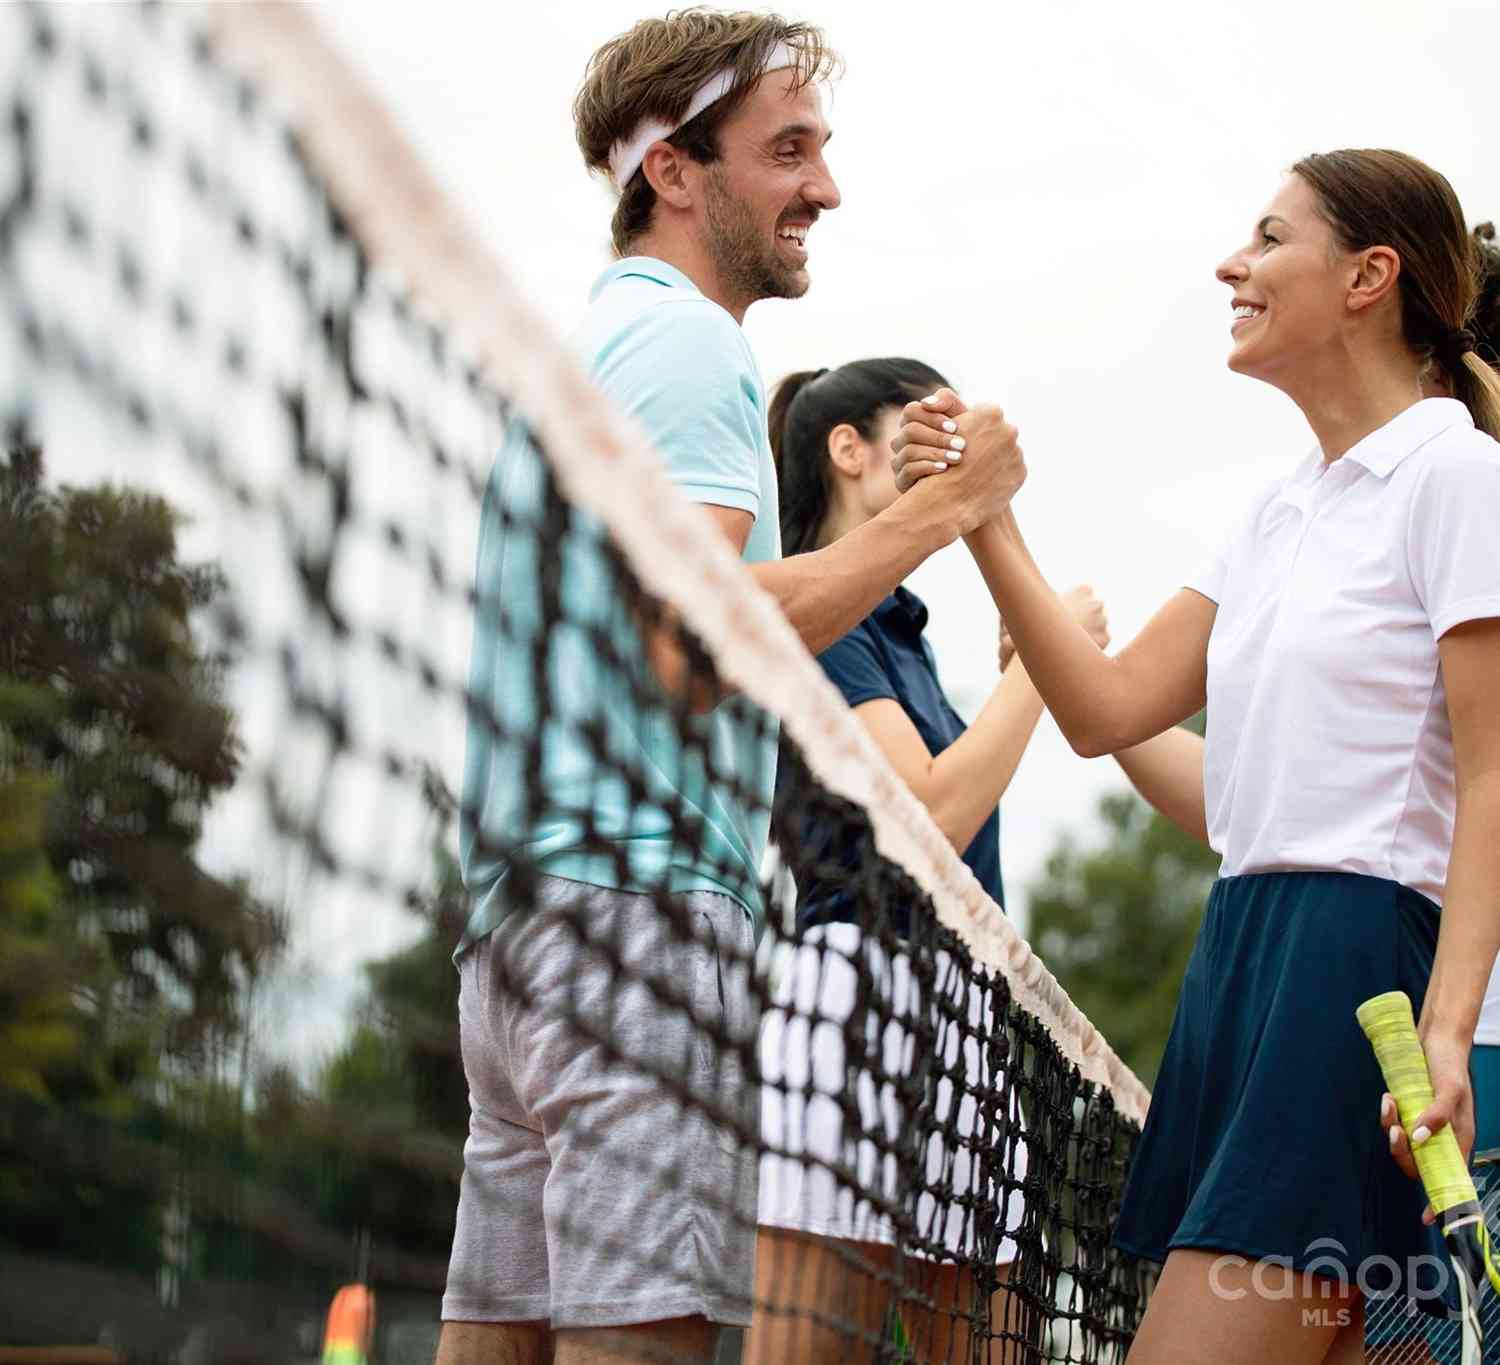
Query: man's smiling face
xmin=695 ymin=68 xmax=840 ymax=307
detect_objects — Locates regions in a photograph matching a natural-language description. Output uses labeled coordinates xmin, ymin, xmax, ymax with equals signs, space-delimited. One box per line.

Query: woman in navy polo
xmin=893 ymin=153 xmax=1500 ymax=1363
xmin=747 ymin=357 xmax=1109 ymax=1365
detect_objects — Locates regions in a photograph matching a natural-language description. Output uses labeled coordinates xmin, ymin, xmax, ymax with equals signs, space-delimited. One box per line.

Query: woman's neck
xmin=1280 ymin=346 xmax=1428 ymax=463
xmin=814 ymin=502 xmax=869 ymax=549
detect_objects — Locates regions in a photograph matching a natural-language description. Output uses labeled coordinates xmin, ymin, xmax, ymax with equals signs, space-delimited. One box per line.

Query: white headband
xmin=607 ymin=42 xmax=798 ymax=190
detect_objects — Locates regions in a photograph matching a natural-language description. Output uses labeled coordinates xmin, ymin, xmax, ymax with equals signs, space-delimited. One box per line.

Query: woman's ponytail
xmin=1454 ymin=223 xmax=1500 ymax=440
xmin=769 ymin=369 xmax=832 ymax=556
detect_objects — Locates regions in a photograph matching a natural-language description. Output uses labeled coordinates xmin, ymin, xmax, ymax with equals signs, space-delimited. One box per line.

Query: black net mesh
xmin=0 ymin=4 xmax=1154 ymax=1361
xmin=1360 ymin=1163 xmax=1500 ymax=1363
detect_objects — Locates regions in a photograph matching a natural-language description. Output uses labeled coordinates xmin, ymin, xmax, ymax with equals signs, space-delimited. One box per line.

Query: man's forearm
xmin=751 ymin=483 xmax=956 ymax=657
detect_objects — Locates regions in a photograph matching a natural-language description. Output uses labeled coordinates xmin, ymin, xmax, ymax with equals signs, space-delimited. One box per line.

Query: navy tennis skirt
xmin=1114 ymin=871 xmax=1448 ymax=1298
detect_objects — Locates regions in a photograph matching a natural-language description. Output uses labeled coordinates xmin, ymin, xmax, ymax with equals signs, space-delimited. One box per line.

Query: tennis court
xmin=2 ymin=4 xmax=1496 ymax=1364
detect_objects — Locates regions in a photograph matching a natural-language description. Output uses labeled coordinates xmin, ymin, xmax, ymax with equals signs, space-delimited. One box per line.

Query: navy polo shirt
xmin=791 ymin=586 xmax=1004 ymax=936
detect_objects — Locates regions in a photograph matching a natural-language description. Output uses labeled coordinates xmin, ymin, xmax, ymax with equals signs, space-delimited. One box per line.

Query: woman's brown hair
xmin=1292 ymin=150 xmax=1500 ymax=438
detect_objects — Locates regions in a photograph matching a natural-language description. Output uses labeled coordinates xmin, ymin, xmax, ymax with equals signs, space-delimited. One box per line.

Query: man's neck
xmin=629 ymin=228 xmax=747 ymax=324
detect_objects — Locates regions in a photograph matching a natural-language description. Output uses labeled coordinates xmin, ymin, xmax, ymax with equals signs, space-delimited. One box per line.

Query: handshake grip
xmin=892 ymin=402 xmax=1026 ymax=535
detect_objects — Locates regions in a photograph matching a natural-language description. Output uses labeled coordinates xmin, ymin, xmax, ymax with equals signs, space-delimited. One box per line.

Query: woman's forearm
xmin=1113 ymin=728 xmax=1210 ymax=845
xmin=964 ymin=513 xmax=1212 ymax=755
xmin=923 ymin=662 xmax=1045 ymax=853
xmin=1423 ymin=770 xmax=1500 ymax=1042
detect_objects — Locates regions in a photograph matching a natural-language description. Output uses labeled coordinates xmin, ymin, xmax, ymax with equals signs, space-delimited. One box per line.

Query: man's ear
xmin=826 ymin=422 xmax=863 ymax=478
xmin=641 ymin=142 xmax=694 ymax=210
xmin=1347 ymin=244 xmax=1402 ymax=316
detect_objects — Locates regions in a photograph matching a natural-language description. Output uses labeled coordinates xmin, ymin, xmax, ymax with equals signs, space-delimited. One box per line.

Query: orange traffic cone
xmin=322 ymin=1282 xmax=376 ymax=1365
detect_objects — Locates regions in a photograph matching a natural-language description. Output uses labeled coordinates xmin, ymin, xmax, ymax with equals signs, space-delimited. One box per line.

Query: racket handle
xmin=1357 ymin=990 xmax=1477 ymax=1216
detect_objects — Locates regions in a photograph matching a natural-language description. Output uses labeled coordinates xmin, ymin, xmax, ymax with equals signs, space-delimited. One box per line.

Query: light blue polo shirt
xmin=457 ymin=257 xmax=780 ymax=952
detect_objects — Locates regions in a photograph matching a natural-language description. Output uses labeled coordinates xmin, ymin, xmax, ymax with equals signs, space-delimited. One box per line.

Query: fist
xmin=1062 ymin=585 xmax=1109 ymax=650
xmin=890 ymin=388 xmax=968 ymax=491
xmin=891 ymin=393 xmax=1026 ymax=534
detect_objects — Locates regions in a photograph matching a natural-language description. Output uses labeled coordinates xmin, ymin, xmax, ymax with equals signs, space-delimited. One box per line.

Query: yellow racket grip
xmin=1357 ymin=990 xmax=1478 ymax=1217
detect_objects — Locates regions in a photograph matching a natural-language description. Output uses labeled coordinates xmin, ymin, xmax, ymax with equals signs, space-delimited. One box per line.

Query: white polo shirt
xmin=1190 ymin=398 xmax=1500 ymax=909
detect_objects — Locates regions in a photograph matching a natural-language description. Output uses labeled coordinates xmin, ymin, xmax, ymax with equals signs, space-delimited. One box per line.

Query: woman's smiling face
xmin=1216 ymin=174 xmax=1353 ymax=385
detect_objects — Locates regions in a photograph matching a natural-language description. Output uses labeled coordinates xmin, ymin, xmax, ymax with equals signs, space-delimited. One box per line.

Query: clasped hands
xmin=889 ymin=388 xmax=1025 ymax=535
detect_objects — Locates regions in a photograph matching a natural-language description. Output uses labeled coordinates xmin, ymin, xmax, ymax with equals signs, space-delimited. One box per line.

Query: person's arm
xmin=1387 ymin=618 xmax=1500 ymax=1176
xmin=750 ymin=403 xmax=1028 ymax=655
xmin=1113 ymin=728 xmax=1209 ymax=845
xmin=648 ymin=496 xmax=955 ymax=710
xmin=1000 ymin=613 xmax=1212 ymax=844
xmin=964 ymin=513 xmax=1215 ymax=756
xmin=858 ymin=588 xmax=1108 ymax=854
xmin=652 ymin=409 xmax=1027 ymax=710
xmin=892 ymin=392 xmax=1215 ymax=755
xmin=855 ymin=665 xmax=1043 ymax=856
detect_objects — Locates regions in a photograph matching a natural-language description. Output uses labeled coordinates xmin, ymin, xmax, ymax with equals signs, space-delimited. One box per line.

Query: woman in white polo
xmin=893 ymin=149 xmax=1500 ymax=1365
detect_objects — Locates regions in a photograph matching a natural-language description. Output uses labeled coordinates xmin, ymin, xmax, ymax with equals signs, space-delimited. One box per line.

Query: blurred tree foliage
xmin=0 ymin=441 xmax=284 ymax=1269
xmin=1 ymin=442 xmax=466 ymax=1302
xmin=1027 ymin=737 xmax=1220 ymax=1086
xmin=225 ymin=842 xmax=466 ymax=1283
xmin=0 ymin=442 xmax=284 ymax=1109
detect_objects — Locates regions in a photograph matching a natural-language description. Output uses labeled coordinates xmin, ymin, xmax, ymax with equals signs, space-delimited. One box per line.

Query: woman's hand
xmin=1379 ymin=1021 xmax=1475 ymax=1224
xmin=891 ymin=390 xmax=1023 ymax=500
xmin=888 ymin=388 xmax=1027 ymax=534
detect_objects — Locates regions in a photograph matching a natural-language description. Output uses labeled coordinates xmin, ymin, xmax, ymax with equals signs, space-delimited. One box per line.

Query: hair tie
xmin=1436 ymin=328 xmax=1477 ymax=370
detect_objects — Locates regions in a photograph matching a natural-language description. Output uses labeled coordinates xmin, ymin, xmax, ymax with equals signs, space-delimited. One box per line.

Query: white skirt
xmin=757 ymin=921 xmax=1027 ymax=1263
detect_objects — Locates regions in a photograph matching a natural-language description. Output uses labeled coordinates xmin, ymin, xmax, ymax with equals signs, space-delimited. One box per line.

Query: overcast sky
xmin=310 ymin=0 xmax=1494 ymax=916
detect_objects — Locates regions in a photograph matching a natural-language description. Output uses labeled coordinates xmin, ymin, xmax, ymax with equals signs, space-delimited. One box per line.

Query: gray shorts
xmin=441 ymin=874 xmax=758 ymax=1329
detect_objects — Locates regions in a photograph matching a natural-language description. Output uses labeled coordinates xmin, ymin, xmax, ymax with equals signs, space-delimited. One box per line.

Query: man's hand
xmin=891 ymin=389 xmax=1026 ymax=534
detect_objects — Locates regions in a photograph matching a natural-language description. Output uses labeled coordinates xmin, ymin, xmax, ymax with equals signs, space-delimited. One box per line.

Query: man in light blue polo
xmin=438 ymin=13 xmax=1029 ymax=1365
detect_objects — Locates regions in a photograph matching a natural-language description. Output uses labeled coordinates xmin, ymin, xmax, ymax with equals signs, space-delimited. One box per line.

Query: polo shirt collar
xmin=589 ymin=255 xmax=702 ymax=303
xmin=874 ymin=586 xmax=929 ymax=635
xmin=1337 ymin=397 xmax=1473 ymax=479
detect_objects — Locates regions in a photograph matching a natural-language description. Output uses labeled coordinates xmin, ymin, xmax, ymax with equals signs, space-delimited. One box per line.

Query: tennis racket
xmin=1358 ymin=990 xmax=1500 ymax=1365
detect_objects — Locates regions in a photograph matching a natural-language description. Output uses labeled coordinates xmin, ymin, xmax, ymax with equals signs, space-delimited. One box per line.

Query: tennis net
xmin=0 ymin=3 xmax=1153 ymax=1360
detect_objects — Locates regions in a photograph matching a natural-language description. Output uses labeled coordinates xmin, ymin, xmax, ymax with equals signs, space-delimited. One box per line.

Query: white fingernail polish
xmin=951 ymin=437 xmax=966 ymax=451
xmin=923 ymin=393 xmax=940 ymax=404
xmin=1389 ymin=1127 xmax=1400 ymax=1150
xmin=933 ymin=462 xmax=947 ymax=472
xmin=942 ymin=419 xmax=957 ymax=433
xmin=946 ymin=450 xmax=961 ymax=462
xmin=1412 ymin=1126 xmax=1432 ymax=1147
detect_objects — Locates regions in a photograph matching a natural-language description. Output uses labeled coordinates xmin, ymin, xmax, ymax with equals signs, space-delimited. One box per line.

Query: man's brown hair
xmin=573 ymin=9 xmax=841 ymax=257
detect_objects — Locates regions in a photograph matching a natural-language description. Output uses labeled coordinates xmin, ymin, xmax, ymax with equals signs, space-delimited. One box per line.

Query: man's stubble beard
xmin=703 ymin=167 xmax=808 ymax=306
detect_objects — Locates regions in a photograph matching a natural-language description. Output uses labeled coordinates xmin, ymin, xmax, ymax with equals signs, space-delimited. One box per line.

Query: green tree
xmin=194 ymin=839 xmax=465 ymax=1290
xmin=0 ymin=769 xmax=84 ymax=1095
xmin=0 ymin=442 xmax=284 ymax=1106
xmin=1 ymin=442 xmax=287 ymax=1276
xmin=299 ymin=839 xmax=466 ymax=1260
xmin=1027 ymin=784 xmax=1219 ymax=1085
